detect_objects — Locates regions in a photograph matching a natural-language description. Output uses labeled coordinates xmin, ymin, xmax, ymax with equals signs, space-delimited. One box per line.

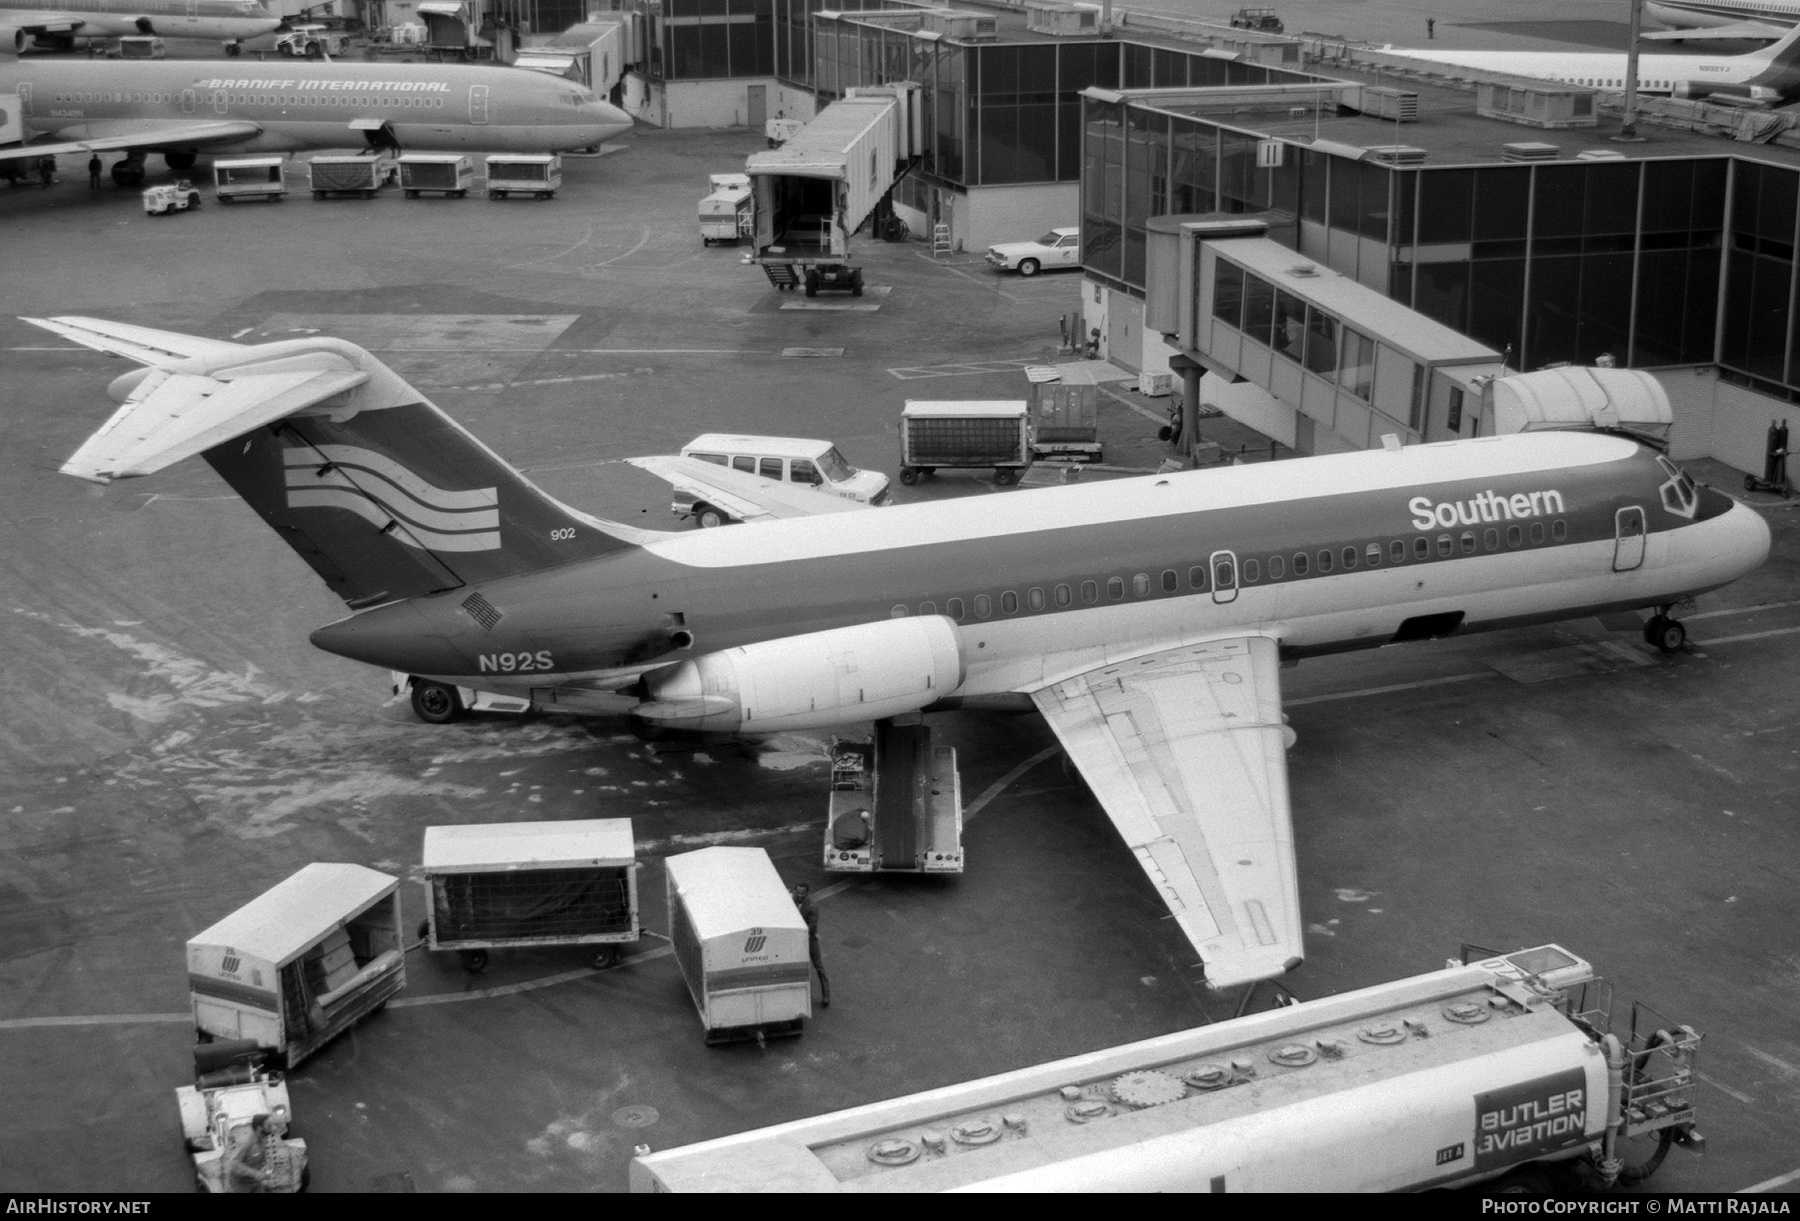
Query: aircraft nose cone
xmin=589 ymin=102 xmax=634 ymax=144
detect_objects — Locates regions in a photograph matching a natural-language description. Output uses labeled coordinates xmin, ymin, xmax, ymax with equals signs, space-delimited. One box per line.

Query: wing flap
xmin=1034 ymin=634 xmax=1303 ymax=992
xmin=626 ymin=454 xmax=870 ymax=523
xmin=61 ymin=362 xmax=370 ymax=482
xmin=24 ymin=314 xmax=249 ymax=367
xmin=0 ymin=120 xmax=263 ymax=163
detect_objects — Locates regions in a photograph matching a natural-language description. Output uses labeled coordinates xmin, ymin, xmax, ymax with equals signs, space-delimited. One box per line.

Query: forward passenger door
xmin=1613 ymin=506 xmax=1646 ymax=572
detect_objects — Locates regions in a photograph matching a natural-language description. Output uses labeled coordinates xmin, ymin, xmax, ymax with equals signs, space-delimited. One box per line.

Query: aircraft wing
xmin=0 ymin=119 xmax=262 ymax=164
xmin=1032 ymin=634 xmax=1304 ymax=992
xmin=5 ymin=12 xmax=86 ymax=33
xmin=1642 ymin=19 xmax=1789 ymax=39
xmin=626 ymin=454 xmax=871 ymax=523
xmin=25 ymin=314 xmax=249 ymax=367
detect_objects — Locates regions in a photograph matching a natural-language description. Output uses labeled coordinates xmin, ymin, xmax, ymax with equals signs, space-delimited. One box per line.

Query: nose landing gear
xmin=1644 ymin=609 xmax=1687 ymax=653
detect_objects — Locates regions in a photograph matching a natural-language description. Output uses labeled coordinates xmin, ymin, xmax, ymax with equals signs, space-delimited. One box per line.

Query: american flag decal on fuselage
xmin=283 ymin=443 xmax=501 ymax=552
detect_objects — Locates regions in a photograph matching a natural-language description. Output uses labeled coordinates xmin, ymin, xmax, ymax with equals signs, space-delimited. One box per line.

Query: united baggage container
xmin=665 ymin=847 xmax=811 ymax=1044
xmin=186 ymin=863 xmax=405 ymax=1069
xmin=630 ymin=944 xmax=1704 ymax=1192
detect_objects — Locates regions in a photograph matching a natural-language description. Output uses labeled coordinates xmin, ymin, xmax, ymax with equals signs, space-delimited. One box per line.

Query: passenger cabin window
xmin=1341 ymin=546 xmax=1358 ymax=570
xmin=890 ymin=605 xmax=908 ymax=618
xmin=1082 ymin=580 xmax=1099 ymax=604
xmin=1213 ymin=555 xmax=1236 ymax=588
xmin=1389 ymin=540 xmax=1406 ymax=564
xmin=1269 ymin=555 xmax=1285 ymax=580
xmin=919 ymin=601 xmax=937 ymax=616
xmin=759 ymin=458 xmax=782 ymax=480
xmin=975 ymin=594 xmax=992 ymax=618
xmin=1001 ymin=591 xmax=1018 ymax=614
xmin=1552 ymin=520 xmax=1567 ymax=541
xmin=1027 ymin=587 xmax=1045 ymax=611
xmin=1161 ymin=569 xmax=1178 ymax=593
xmin=948 ymin=597 xmax=965 ymax=620
xmin=1530 ymin=522 xmax=1546 ymax=544
xmin=732 ymin=456 xmax=755 ymax=473
xmin=1461 ymin=531 xmax=1476 ymax=554
xmin=1189 ymin=565 xmax=1208 ymax=590
xmin=1507 ymin=524 xmax=1522 ymax=547
xmin=1054 ymin=584 xmax=1071 ymax=607
xmin=1484 ymin=528 xmax=1499 ymax=550
xmin=1366 ymin=543 xmax=1383 ymax=566
xmin=1132 ymin=573 xmax=1150 ymax=597
xmin=1317 ymin=549 xmax=1333 ymax=573
xmin=791 ymin=459 xmax=819 ymax=484
xmin=1242 ymin=558 xmax=1260 ymax=583
xmin=1108 ymin=577 xmax=1125 ymax=600
xmin=1292 ymin=552 xmax=1308 ymax=576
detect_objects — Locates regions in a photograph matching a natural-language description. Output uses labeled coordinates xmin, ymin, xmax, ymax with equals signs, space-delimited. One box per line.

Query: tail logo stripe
xmin=284 ymin=445 xmax=499 ymax=511
xmin=287 ymin=467 xmax=500 ymax=535
xmin=286 ymin=488 xmax=502 ymax=552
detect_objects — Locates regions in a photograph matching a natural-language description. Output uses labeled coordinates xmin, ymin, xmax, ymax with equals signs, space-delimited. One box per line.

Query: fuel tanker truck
xmin=630 ymin=944 xmax=1704 ymax=1192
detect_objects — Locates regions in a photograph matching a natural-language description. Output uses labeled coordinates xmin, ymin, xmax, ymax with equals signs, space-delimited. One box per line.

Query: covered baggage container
xmin=486 ymin=154 xmax=561 ymax=199
xmin=308 ymin=153 xmax=396 ymax=199
xmin=420 ymin=818 xmax=639 ymax=971
xmin=899 ymin=400 xmax=1032 ymax=485
xmin=665 ymin=847 xmax=810 ymax=1044
xmin=186 ymin=863 xmax=405 ymax=1069
xmin=213 ymin=156 xmax=286 ymax=203
xmin=399 ymin=153 xmax=474 ymax=199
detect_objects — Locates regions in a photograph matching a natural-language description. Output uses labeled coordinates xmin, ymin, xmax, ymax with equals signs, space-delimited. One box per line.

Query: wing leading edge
xmin=0 ymin=120 xmax=263 ymax=165
xmin=1032 ymin=634 xmax=1304 ymax=992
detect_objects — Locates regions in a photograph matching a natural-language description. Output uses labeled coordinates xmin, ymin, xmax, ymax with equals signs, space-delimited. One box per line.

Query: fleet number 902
xmin=479 ymin=651 xmax=554 ymax=673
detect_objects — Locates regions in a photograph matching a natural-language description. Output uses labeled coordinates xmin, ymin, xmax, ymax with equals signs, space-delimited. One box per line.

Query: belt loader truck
xmin=745 ymin=84 xmax=922 ymax=297
xmin=629 ymin=944 xmax=1703 ymax=1192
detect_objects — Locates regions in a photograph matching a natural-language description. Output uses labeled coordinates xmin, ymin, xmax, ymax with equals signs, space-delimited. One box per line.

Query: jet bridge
xmin=745 ymin=83 xmax=922 ymax=295
xmin=1147 ymin=216 xmax=1511 ymax=454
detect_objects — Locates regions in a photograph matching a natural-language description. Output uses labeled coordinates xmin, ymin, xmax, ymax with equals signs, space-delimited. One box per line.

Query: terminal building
xmin=591 ymin=0 xmax=1800 ymax=475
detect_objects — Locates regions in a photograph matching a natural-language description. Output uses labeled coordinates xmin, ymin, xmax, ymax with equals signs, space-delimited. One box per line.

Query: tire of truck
xmin=898 ymin=466 xmax=918 ymax=486
xmin=489 ymin=190 xmax=502 ymax=199
xmin=1018 ymin=257 xmax=1040 ymax=277
xmin=405 ymin=189 xmax=417 ymax=199
xmin=305 ymin=41 xmax=321 ymax=57
xmin=410 ymin=680 xmax=463 ymax=724
xmin=695 ymin=504 xmax=727 ymax=529
xmin=804 ymin=271 xmax=818 ymax=297
xmin=995 ymin=467 xmax=1018 ymax=485
xmin=186 ymin=193 xmax=199 ymax=208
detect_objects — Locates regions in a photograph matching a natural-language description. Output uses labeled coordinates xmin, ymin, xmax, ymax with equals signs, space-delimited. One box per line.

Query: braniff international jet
xmin=33 ymin=315 xmax=1772 ymax=993
xmin=0 ymin=0 xmax=279 ymax=53
xmin=1387 ymin=18 xmax=1800 ymax=101
xmin=0 ymin=54 xmax=633 ymax=182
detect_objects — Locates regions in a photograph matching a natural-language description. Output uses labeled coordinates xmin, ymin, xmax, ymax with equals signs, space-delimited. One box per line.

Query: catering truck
xmin=745 ymin=84 xmax=922 ymax=295
xmin=629 ymin=944 xmax=1703 ymax=1192
xmin=699 ymin=173 xmax=753 ymax=245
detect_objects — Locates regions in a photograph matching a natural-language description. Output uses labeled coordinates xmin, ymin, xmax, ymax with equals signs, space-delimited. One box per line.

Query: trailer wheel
xmin=695 ymin=504 xmax=727 ymax=529
xmin=313 ymin=191 xmax=323 ymax=200
xmin=459 ymin=949 xmax=488 ymax=973
xmin=1018 ymin=257 xmax=1040 ymax=277
xmin=899 ymin=466 xmax=918 ymax=486
xmin=592 ymin=946 xmax=620 ymax=969
xmin=405 ymin=189 xmax=417 ymax=199
xmin=410 ymin=680 xmax=463 ymax=724
xmin=995 ymin=467 xmax=1018 ymax=486
xmin=416 ymin=919 xmax=431 ymax=943
xmin=455 ymin=189 xmax=466 ymax=198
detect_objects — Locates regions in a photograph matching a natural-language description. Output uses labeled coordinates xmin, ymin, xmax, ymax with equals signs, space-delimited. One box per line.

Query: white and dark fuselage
xmin=309 ymin=431 xmax=1771 ymax=719
xmin=0 ymin=59 xmax=632 ymax=153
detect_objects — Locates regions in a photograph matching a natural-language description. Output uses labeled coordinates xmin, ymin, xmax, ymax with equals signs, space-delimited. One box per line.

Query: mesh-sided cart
xmin=420 ymin=819 xmax=639 ymax=972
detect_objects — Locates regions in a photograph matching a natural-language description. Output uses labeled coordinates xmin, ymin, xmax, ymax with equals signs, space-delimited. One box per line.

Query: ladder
xmin=761 ymin=262 xmax=800 ymax=291
xmin=931 ymin=223 xmax=952 ymax=259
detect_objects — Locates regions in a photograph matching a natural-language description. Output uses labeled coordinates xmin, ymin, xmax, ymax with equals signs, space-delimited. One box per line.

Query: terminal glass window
xmin=1446 ymin=388 xmax=1464 ymax=434
xmin=1339 ymin=328 xmax=1375 ymax=400
xmin=1272 ymin=289 xmax=1305 ymax=360
xmin=1722 ymin=159 xmax=1798 ymax=388
xmin=1213 ymin=260 xmax=1245 ymax=328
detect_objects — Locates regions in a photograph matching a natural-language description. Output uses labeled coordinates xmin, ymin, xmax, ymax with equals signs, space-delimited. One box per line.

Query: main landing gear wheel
xmin=410 ymin=679 xmax=464 ymax=723
xmin=1644 ymin=614 xmax=1687 ymax=653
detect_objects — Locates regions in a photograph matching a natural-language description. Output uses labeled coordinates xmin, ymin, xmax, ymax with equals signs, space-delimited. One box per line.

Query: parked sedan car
xmin=985 ymin=226 xmax=1080 ymax=276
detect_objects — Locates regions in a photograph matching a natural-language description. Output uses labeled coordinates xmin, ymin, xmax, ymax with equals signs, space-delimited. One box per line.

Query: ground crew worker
xmin=88 ymin=155 xmax=101 ymax=190
xmin=37 ymin=156 xmax=55 ymax=186
xmin=226 ymin=1114 xmax=272 ymax=1192
xmin=791 ymin=883 xmax=830 ymax=1008
xmin=1426 ymin=17 xmax=1435 ymax=38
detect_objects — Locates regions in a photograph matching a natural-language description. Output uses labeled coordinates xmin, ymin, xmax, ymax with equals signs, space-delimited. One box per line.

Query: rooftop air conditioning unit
xmin=1477 ymin=81 xmax=1598 ymax=129
xmin=1501 ymin=140 xmax=1561 ymax=162
xmin=1025 ymin=1 xmax=1098 ymax=36
xmin=1366 ymin=144 xmax=1427 ymax=166
xmin=923 ymin=9 xmax=999 ymax=41
xmin=1360 ymin=86 xmax=1418 ymax=123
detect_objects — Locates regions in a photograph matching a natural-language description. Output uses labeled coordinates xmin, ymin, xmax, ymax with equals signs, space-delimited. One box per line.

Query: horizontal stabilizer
xmin=62 ymin=362 xmax=370 ymax=482
xmin=1643 ymin=20 xmax=1789 ymax=40
xmin=25 ymin=314 xmax=248 ymax=367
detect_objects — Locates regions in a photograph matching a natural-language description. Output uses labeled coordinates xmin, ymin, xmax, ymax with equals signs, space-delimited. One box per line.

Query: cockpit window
xmin=1657 ymin=455 xmax=1698 ymax=519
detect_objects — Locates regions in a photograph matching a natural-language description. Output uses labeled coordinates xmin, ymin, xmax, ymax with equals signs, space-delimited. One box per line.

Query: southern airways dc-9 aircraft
xmin=34 ymin=315 xmax=1772 ymax=993
xmin=0 ymin=52 xmax=633 ymax=182
xmin=1390 ymin=19 xmax=1800 ymax=101
xmin=0 ymin=0 xmax=279 ymax=53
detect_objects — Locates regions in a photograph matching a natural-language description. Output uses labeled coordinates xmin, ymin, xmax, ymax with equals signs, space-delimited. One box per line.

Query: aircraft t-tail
xmin=0 ymin=54 xmax=632 ymax=180
xmin=35 ymin=315 xmax=1772 ymax=994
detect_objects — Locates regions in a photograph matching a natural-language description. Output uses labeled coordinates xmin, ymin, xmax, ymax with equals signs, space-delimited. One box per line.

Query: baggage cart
xmin=825 ymin=719 xmax=963 ymax=873
xmin=213 ymin=156 xmax=286 ymax=203
xmin=186 ymin=863 xmax=405 ymax=1069
xmin=699 ymin=172 xmax=752 ymax=245
xmin=419 ymin=818 xmax=640 ymax=972
xmin=399 ymin=153 xmax=474 ymax=198
xmin=1031 ymin=381 xmax=1103 ymax=463
xmin=308 ymin=153 xmax=396 ymax=199
xmin=899 ymin=399 xmax=1031 ymax=486
xmin=486 ymin=153 xmax=560 ymax=199
xmin=665 ymin=847 xmax=810 ymax=1044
